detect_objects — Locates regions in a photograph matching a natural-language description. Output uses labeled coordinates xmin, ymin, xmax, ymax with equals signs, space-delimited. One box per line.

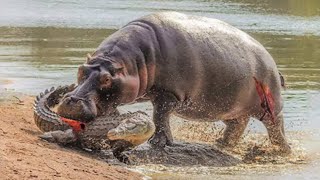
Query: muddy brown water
xmin=0 ymin=0 xmax=319 ymax=179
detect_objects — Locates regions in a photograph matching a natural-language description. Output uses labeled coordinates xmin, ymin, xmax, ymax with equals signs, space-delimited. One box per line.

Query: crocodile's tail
xmin=33 ymin=84 xmax=76 ymax=132
xmin=279 ymin=72 xmax=286 ymax=89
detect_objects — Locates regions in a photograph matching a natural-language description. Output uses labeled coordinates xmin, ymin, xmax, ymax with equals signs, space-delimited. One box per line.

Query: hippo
xmin=57 ymin=12 xmax=291 ymax=154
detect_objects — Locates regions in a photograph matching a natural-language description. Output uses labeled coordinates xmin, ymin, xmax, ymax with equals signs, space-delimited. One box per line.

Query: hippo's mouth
xmin=56 ymin=93 xmax=98 ymax=123
xmin=33 ymin=84 xmax=90 ymax=132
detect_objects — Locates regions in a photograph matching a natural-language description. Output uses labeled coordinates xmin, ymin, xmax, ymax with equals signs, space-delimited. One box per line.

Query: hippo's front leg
xmin=149 ymin=91 xmax=178 ymax=148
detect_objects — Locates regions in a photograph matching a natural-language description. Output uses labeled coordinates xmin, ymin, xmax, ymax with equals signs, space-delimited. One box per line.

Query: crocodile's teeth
xmin=50 ymin=87 xmax=55 ymax=92
xmin=45 ymin=89 xmax=49 ymax=94
xmin=40 ymin=92 xmax=44 ymax=98
xmin=36 ymin=95 xmax=40 ymax=101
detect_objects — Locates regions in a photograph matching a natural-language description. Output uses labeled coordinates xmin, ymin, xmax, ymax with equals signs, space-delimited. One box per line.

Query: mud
xmin=123 ymin=142 xmax=240 ymax=166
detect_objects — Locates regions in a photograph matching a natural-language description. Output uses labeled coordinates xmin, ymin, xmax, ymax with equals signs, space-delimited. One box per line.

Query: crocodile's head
xmin=107 ymin=112 xmax=155 ymax=146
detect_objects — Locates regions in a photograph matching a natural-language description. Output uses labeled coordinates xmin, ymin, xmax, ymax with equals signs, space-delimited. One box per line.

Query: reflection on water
xmin=0 ymin=0 xmax=319 ymax=35
xmin=223 ymin=0 xmax=320 ymax=16
xmin=252 ymin=33 xmax=320 ymax=90
xmin=0 ymin=27 xmax=115 ymax=93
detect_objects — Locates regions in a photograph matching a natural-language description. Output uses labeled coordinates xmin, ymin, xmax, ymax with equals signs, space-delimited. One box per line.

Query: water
xmin=0 ymin=0 xmax=319 ymax=179
xmin=0 ymin=0 xmax=320 ymax=35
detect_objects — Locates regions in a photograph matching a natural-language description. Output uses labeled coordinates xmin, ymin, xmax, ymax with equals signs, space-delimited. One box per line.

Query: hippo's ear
xmin=86 ymin=53 xmax=92 ymax=63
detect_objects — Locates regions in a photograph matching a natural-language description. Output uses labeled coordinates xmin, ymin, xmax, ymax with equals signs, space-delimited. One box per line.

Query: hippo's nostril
xmin=70 ymin=96 xmax=77 ymax=102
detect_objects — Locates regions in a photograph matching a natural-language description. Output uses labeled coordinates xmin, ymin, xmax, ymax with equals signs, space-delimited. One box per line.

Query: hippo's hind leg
xmin=261 ymin=111 xmax=291 ymax=154
xmin=217 ymin=117 xmax=249 ymax=148
xmin=148 ymin=91 xmax=178 ymax=148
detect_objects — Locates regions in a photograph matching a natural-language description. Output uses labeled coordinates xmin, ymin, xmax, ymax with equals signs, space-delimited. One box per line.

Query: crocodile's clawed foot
xmin=39 ymin=132 xmax=57 ymax=142
xmin=114 ymin=152 xmax=132 ymax=165
xmin=111 ymin=140 xmax=133 ymax=164
xmin=39 ymin=129 xmax=77 ymax=145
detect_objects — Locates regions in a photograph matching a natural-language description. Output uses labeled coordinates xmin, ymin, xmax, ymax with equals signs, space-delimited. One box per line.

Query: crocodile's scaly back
xmin=33 ymin=85 xmax=76 ymax=132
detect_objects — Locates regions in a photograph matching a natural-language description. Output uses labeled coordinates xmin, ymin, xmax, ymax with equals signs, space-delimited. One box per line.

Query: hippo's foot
xmin=243 ymin=144 xmax=292 ymax=163
xmin=149 ymin=132 xmax=173 ymax=148
xmin=274 ymin=144 xmax=292 ymax=156
xmin=215 ymin=137 xmax=236 ymax=150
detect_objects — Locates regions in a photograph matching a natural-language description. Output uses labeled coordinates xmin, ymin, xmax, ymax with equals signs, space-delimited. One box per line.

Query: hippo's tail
xmin=279 ymin=72 xmax=286 ymax=89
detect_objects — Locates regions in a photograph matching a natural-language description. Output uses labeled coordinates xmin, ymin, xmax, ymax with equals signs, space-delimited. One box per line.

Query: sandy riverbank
xmin=0 ymin=95 xmax=143 ymax=180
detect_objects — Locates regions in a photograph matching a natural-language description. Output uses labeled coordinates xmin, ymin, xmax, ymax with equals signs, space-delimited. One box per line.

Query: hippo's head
xmin=57 ymin=55 xmax=139 ymax=123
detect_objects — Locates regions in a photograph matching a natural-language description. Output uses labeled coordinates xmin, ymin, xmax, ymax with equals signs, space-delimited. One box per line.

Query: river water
xmin=0 ymin=0 xmax=319 ymax=179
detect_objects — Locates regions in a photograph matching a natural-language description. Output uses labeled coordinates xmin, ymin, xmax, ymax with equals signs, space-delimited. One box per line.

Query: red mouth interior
xmin=60 ymin=117 xmax=85 ymax=132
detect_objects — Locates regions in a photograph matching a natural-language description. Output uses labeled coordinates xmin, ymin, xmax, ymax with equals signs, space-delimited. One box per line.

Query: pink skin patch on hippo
xmin=253 ymin=77 xmax=276 ymax=124
xmin=60 ymin=117 xmax=85 ymax=132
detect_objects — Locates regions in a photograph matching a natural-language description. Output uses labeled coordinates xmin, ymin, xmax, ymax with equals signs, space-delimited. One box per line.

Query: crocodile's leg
xmin=112 ymin=140 xmax=133 ymax=164
xmin=39 ymin=129 xmax=77 ymax=145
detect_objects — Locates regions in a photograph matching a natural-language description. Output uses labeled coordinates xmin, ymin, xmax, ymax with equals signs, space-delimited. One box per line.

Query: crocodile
xmin=33 ymin=85 xmax=244 ymax=166
xmin=33 ymin=85 xmax=155 ymax=161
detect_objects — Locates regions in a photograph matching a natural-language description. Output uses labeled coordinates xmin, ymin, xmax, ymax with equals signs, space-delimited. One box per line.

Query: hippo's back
xmin=135 ymin=12 xmax=268 ymax=59
xmin=129 ymin=12 xmax=281 ymax=119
